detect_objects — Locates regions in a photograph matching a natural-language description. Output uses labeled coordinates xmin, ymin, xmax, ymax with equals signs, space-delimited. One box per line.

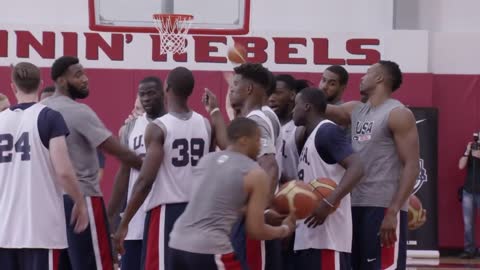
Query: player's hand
xmin=264 ymin=209 xmax=287 ymax=226
xmin=304 ymin=199 xmax=334 ymax=228
xmin=410 ymin=209 xmax=427 ymax=230
xmin=281 ymin=214 xmax=297 ymax=237
xmin=379 ymin=211 xmax=398 ymax=248
xmin=71 ymin=200 xmax=89 ymax=233
xmin=202 ymin=88 xmax=219 ymax=114
xmin=466 ymin=142 xmax=473 ymax=152
xmin=113 ymin=224 xmax=128 ymax=256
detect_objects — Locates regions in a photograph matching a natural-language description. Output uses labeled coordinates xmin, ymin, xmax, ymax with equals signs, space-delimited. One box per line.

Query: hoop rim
xmin=152 ymin=14 xmax=194 ymax=21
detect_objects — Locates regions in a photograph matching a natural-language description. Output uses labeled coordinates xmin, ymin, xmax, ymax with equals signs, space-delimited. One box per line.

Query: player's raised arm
xmin=325 ymin=101 xmax=359 ymax=126
xmin=244 ymin=168 xmax=295 ymax=240
xmin=114 ymin=122 xmax=164 ymax=254
xmin=203 ymin=88 xmax=228 ymax=150
xmin=49 ymin=136 xmax=89 ymax=233
xmin=380 ymin=107 xmax=420 ymax=247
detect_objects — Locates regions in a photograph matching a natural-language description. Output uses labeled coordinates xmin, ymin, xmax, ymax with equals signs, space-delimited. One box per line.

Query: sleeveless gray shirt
xmin=169 ymin=150 xmax=258 ymax=254
xmin=351 ymin=99 xmax=408 ymax=211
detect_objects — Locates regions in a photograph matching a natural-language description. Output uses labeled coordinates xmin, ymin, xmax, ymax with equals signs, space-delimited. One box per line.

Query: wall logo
xmin=413 ymin=159 xmax=428 ymax=195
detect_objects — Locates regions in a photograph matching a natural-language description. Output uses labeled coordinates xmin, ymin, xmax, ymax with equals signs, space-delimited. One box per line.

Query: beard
xmin=67 ymin=82 xmax=89 ymax=100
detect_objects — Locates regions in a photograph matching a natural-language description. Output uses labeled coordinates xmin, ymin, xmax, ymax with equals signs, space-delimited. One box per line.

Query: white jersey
xmin=280 ymin=120 xmax=299 ymax=181
xmin=145 ymin=112 xmax=211 ymax=210
xmin=125 ymin=114 xmax=149 ymax=240
xmin=294 ymin=120 xmax=352 ymax=252
xmin=262 ymin=106 xmax=283 ymax=180
xmin=0 ymin=104 xmax=67 ymax=248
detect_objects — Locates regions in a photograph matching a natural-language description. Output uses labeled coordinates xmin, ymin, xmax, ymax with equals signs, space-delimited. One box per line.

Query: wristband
xmin=264 ymin=209 xmax=271 ymax=215
xmin=322 ymin=198 xmax=335 ymax=208
xmin=210 ymin=108 xmax=220 ymax=116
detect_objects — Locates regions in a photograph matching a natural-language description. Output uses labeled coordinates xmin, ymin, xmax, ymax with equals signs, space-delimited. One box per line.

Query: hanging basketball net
xmin=153 ymin=14 xmax=193 ymax=55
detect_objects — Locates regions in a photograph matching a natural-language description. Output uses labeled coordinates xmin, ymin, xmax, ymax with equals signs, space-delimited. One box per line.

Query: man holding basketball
xmin=292 ymin=87 xmax=363 ymax=270
xmin=325 ymin=60 xmax=420 ymax=269
xmin=168 ymin=117 xmax=295 ymax=270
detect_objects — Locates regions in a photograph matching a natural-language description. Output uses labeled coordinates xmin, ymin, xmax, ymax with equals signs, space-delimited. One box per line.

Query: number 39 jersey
xmin=0 ymin=103 xmax=67 ymax=248
xmin=145 ymin=111 xmax=211 ymax=210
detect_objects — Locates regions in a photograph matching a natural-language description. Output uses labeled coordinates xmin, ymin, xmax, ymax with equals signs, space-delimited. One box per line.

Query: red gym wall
xmin=0 ymin=67 xmax=478 ymax=249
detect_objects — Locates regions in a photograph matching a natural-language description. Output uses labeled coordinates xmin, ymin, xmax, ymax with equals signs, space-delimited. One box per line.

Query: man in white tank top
xmin=0 ymin=62 xmax=88 ymax=270
xmin=268 ymin=74 xmax=311 ymax=183
xmin=114 ymin=67 xmax=212 ymax=270
xmin=107 ymin=77 xmax=166 ymax=270
xmin=325 ymin=61 xmax=420 ymax=270
xmin=292 ymin=87 xmax=363 ymax=270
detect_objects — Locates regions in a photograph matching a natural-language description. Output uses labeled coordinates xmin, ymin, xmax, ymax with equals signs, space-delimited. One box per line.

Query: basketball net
xmin=153 ymin=14 xmax=193 ymax=55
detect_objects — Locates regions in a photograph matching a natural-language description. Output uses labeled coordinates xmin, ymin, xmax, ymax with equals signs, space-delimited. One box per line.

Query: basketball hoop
xmin=153 ymin=14 xmax=193 ymax=54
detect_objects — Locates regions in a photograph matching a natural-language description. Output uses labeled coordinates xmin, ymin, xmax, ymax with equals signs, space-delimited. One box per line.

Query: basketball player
xmin=43 ymin=56 xmax=143 ymax=270
xmin=168 ymin=117 xmax=296 ymax=270
xmin=0 ymin=93 xmax=10 ymax=111
xmin=292 ymin=87 xmax=363 ymax=270
xmin=40 ymin=84 xmax=107 ymax=186
xmin=107 ymin=76 xmax=165 ymax=270
xmin=228 ymin=63 xmax=281 ymax=270
xmin=40 ymin=86 xmax=55 ymax=101
xmin=266 ymin=74 xmax=310 ymax=270
xmin=0 ymin=62 xmax=88 ymax=270
xmin=268 ymin=74 xmax=310 ymax=182
xmin=114 ymin=67 xmax=212 ymax=270
xmin=319 ymin=65 xmax=349 ymax=105
xmin=325 ymin=60 xmax=420 ymax=269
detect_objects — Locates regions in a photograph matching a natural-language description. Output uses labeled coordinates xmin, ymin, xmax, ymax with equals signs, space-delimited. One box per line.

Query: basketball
xmin=408 ymin=194 xmax=425 ymax=230
xmin=227 ymin=44 xmax=247 ymax=64
xmin=272 ymin=180 xmax=318 ymax=219
xmin=309 ymin=178 xmax=339 ymax=208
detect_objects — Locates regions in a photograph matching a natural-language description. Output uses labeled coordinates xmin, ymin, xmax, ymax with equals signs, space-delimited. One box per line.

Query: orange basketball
xmin=272 ymin=180 xmax=318 ymax=219
xmin=227 ymin=44 xmax=247 ymax=64
xmin=408 ymin=194 xmax=425 ymax=230
xmin=309 ymin=178 xmax=339 ymax=208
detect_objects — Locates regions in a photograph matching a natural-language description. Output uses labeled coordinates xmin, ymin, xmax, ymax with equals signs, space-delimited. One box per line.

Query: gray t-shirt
xmin=43 ymin=95 xmax=112 ymax=196
xmin=351 ymin=98 xmax=406 ymax=210
xmin=169 ymin=150 xmax=258 ymax=254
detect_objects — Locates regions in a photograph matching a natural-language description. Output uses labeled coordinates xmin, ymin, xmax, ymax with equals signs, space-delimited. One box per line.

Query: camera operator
xmin=458 ymin=133 xmax=480 ymax=259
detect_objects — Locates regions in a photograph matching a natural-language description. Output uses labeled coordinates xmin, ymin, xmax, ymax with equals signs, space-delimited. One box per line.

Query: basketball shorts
xmin=140 ymin=203 xmax=187 ymax=270
xmin=120 ymin=240 xmax=142 ymax=270
xmin=231 ymin=218 xmax=283 ymax=270
xmin=0 ymin=249 xmax=61 ymax=270
xmin=351 ymin=207 xmax=407 ymax=270
xmin=169 ymin=248 xmax=242 ymax=270
xmin=59 ymin=195 xmax=114 ymax=270
xmin=293 ymin=249 xmax=351 ymax=270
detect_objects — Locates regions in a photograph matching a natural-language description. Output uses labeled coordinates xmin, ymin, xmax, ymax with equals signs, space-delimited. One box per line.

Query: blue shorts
xmin=120 ymin=240 xmax=142 ymax=270
xmin=0 ymin=248 xmax=61 ymax=270
xmin=140 ymin=203 xmax=187 ymax=270
xmin=231 ymin=218 xmax=282 ymax=270
xmin=351 ymin=207 xmax=407 ymax=270
xmin=169 ymin=248 xmax=242 ymax=270
xmin=293 ymin=249 xmax=351 ymax=270
xmin=59 ymin=195 xmax=114 ymax=270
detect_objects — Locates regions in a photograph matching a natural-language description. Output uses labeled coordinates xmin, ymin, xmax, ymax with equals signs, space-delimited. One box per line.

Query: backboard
xmin=88 ymin=0 xmax=250 ymax=35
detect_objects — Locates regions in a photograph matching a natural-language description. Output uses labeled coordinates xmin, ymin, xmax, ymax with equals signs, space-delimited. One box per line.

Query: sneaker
xmin=459 ymin=251 xmax=475 ymax=259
